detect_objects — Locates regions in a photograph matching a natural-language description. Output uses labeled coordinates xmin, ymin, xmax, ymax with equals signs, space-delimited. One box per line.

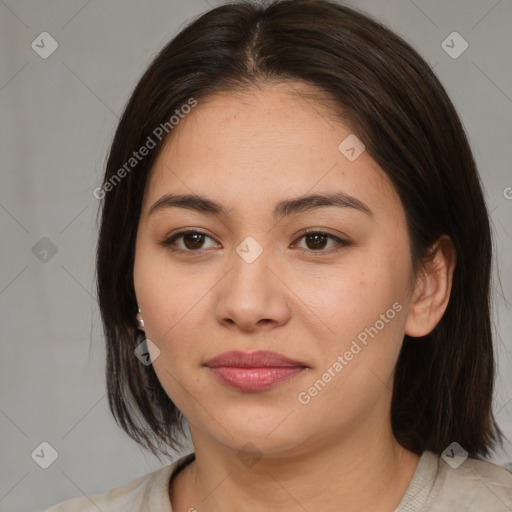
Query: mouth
xmin=203 ymin=350 xmax=309 ymax=392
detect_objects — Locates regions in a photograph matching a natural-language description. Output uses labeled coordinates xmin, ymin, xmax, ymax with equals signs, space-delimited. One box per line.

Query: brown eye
xmin=294 ymin=231 xmax=349 ymax=253
xmin=182 ymin=233 xmax=206 ymax=250
xmin=160 ymin=231 xmax=218 ymax=252
xmin=304 ymin=233 xmax=329 ymax=250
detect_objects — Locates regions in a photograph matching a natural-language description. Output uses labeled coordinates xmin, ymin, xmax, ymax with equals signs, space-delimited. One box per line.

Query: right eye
xmin=159 ymin=230 xmax=219 ymax=253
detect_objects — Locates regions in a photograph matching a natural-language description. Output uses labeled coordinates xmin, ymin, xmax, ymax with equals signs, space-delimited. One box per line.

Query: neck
xmin=170 ymin=416 xmax=421 ymax=512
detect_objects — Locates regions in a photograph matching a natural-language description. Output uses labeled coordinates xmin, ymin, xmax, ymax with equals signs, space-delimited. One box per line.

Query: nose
xmin=215 ymin=239 xmax=291 ymax=332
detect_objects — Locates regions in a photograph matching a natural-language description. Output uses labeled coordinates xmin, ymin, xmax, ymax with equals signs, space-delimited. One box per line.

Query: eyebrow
xmin=148 ymin=192 xmax=373 ymax=218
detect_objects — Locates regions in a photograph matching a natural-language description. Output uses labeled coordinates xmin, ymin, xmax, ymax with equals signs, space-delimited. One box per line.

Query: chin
xmin=199 ymin=410 xmax=308 ymax=454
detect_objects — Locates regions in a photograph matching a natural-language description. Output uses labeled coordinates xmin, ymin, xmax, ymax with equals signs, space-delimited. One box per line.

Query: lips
xmin=203 ymin=350 xmax=309 ymax=392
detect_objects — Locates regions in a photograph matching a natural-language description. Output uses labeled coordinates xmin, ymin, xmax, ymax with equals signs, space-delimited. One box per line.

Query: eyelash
xmin=159 ymin=229 xmax=350 ymax=256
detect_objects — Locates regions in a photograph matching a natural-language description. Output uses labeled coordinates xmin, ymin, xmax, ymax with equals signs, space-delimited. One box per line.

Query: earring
xmin=136 ymin=307 xmax=145 ymax=329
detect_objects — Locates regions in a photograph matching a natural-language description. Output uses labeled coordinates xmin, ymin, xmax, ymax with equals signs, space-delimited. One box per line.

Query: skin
xmin=133 ymin=81 xmax=455 ymax=511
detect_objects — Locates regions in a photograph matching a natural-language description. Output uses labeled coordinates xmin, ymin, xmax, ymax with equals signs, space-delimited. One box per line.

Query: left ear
xmin=404 ymin=235 xmax=456 ymax=338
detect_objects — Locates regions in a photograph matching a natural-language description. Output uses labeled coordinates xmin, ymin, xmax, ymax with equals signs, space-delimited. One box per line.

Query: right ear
xmin=136 ymin=308 xmax=145 ymax=331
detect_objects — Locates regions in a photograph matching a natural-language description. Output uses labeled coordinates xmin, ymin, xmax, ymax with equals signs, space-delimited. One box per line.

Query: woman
xmin=44 ymin=0 xmax=512 ymax=510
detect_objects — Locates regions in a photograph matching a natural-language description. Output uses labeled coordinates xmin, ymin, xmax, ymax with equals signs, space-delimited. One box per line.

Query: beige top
xmin=42 ymin=450 xmax=512 ymax=511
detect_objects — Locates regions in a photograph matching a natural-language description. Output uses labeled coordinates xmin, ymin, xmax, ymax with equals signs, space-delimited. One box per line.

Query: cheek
xmin=294 ymin=276 xmax=407 ymax=431
xmin=303 ymin=250 xmax=410 ymax=387
xmin=133 ymin=236 xmax=214 ymax=336
xmin=294 ymin=255 xmax=400 ymax=347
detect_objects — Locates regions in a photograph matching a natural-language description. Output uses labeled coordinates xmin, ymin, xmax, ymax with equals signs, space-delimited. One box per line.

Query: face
xmin=133 ymin=82 xmax=417 ymax=457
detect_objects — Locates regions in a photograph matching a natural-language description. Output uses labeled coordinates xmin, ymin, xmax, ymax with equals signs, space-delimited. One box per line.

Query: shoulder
xmin=40 ymin=454 xmax=194 ymax=512
xmin=428 ymin=452 xmax=512 ymax=511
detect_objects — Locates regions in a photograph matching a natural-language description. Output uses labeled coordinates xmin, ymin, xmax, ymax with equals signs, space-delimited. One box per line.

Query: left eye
xmin=293 ymin=231 xmax=347 ymax=252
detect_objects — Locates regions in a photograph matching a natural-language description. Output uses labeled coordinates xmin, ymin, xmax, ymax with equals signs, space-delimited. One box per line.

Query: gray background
xmin=0 ymin=0 xmax=511 ymax=510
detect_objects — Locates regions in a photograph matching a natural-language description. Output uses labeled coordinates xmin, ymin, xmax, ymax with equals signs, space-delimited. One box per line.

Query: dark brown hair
xmin=95 ymin=0 xmax=504 ymax=462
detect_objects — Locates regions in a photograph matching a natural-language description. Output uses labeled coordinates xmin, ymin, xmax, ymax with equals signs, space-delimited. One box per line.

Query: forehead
xmin=142 ymin=83 xmax=403 ymax=223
